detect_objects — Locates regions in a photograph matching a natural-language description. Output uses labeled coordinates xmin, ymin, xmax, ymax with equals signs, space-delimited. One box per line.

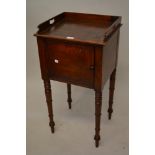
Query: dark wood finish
xmin=43 ymin=80 xmax=55 ymax=133
xmin=37 ymin=37 xmax=48 ymax=79
xmin=102 ymin=29 xmax=119 ymax=86
xmin=107 ymin=28 xmax=120 ymax=120
xmin=94 ymin=91 xmax=102 ymax=147
xmin=34 ymin=12 xmax=122 ymax=147
xmin=34 ymin=12 xmax=121 ymax=45
xmin=46 ymin=41 xmax=94 ymax=88
xmin=67 ymin=83 xmax=72 ymax=109
xmin=94 ymin=46 xmax=103 ymax=91
xmin=108 ymin=69 xmax=116 ymax=120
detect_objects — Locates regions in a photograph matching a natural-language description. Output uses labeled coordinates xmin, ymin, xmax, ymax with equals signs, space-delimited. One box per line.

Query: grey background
xmin=27 ymin=0 xmax=129 ymax=155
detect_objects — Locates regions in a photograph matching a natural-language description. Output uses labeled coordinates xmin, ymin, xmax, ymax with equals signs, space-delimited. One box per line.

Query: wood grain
xmin=46 ymin=41 xmax=94 ymax=88
xmin=35 ymin=12 xmax=122 ymax=147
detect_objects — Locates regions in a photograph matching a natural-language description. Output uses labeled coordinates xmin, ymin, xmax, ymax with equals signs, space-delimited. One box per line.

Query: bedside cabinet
xmin=34 ymin=12 xmax=122 ymax=147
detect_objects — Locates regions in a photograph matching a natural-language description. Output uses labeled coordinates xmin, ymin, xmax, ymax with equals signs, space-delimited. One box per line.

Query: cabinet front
xmin=46 ymin=41 xmax=94 ymax=88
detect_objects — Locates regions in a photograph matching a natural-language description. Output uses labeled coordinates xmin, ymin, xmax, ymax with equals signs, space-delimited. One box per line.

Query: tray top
xmin=35 ymin=12 xmax=121 ymax=45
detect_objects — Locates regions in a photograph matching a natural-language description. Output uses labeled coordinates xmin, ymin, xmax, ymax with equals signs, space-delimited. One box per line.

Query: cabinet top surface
xmin=34 ymin=12 xmax=121 ymax=45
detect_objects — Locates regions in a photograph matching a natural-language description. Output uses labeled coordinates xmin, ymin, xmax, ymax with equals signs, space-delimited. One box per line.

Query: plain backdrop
xmin=27 ymin=0 xmax=129 ymax=155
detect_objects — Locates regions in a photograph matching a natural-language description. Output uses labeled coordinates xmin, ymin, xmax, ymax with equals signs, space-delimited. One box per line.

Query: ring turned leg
xmin=43 ymin=80 xmax=55 ymax=133
xmin=108 ymin=69 xmax=116 ymax=120
xmin=94 ymin=91 xmax=102 ymax=147
xmin=67 ymin=83 xmax=72 ymax=109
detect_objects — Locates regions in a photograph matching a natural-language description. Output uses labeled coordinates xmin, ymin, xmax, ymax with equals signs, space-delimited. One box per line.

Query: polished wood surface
xmin=46 ymin=41 xmax=94 ymax=88
xmin=35 ymin=12 xmax=122 ymax=147
xmin=102 ymin=30 xmax=119 ymax=86
xmin=35 ymin=12 xmax=121 ymax=45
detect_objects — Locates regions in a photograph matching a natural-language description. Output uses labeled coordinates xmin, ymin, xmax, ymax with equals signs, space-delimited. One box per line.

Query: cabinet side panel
xmin=94 ymin=46 xmax=103 ymax=91
xmin=37 ymin=37 xmax=49 ymax=79
xmin=102 ymin=30 xmax=119 ymax=86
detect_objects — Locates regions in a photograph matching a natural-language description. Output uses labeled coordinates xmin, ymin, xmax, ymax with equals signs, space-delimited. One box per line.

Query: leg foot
xmin=94 ymin=91 xmax=102 ymax=147
xmin=95 ymin=141 xmax=99 ymax=147
xmin=108 ymin=69 xmax=116 ymax=120
xmin=43 ymin=80 xmax=55 ymax=133
xmin=94 ymin=135 xmax=100 ymax=147
xmin=67 ymin=83 xmax=72 ymax=109
xmin=49 ymin=121 xmax=55 ymax=133
xmin=108 ymin=112 xmax=112 ymax=120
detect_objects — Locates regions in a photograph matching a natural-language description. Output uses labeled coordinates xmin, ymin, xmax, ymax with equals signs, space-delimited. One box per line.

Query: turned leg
xmin=43 ymin=80 xmax=55 ymax=133
xmin=94 ymin=91 xmax=102 ymax=147
xmin=67 ymin=83 xmax=72 ymax=109
xmin=108 ymin=68 xmax=116 ymax=120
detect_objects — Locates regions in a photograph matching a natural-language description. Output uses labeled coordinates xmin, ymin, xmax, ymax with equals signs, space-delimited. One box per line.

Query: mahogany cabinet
xmin=34 ymin=12 xmax=122 ymax=147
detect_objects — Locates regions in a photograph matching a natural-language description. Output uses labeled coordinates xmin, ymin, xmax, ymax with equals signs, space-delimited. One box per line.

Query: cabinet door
xmin=46 ymin=42 xmax=94 ymax=88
